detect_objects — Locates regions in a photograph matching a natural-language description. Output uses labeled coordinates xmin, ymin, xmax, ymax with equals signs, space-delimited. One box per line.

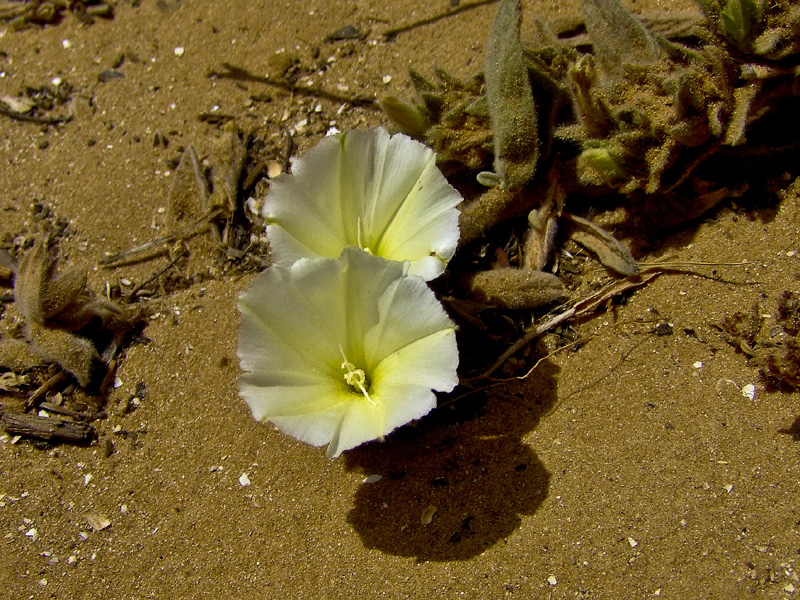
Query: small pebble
xmin=25 ymin=528 xmax=39 ymax=542
xmin=741 ymin=383 xmax=756 ymax=400
xmin=382 ymin=74 xmax=392 ymax=84
xmin=266 ymin=160 xmax=283 ymax=178
xmin=239 ymin=473 xmax=251 ymax=487
xmin=547 ymin=575 xmax=557 ymax=586
xmin=628 ymin=537 xmax=638 ymax=548
xmin=420 ymin=505 xmax=436 ymax=525
xmin=363 ymin=474 xmax=382 ymax=484
xmin=174 ymin=47 xmax=185 ymax=57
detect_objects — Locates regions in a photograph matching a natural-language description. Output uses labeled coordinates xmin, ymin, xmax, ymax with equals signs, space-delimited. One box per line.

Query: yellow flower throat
xmin=339 ymin=346 xmax=376 ymax=406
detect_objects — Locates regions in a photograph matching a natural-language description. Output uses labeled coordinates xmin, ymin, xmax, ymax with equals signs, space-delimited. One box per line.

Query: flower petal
xmin=364 ymin=271 xmax=456 ymax=369
xmin=237 ymin=256 xmax=348 ymax=373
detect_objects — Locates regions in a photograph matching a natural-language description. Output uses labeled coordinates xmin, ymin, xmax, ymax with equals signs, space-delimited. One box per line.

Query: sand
xmin=2 ymin=1 xmax=800 ymax=598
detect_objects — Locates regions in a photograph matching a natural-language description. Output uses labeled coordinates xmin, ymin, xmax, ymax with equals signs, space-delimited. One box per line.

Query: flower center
xmin=339 ymin=346 xmax=376 ymax=406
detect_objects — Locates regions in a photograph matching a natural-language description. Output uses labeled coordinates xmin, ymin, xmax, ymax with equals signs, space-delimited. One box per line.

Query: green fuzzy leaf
xmin=379 ymin=96 xmax=430 ymax=139
xmin=484 ymin=0 xmax=539 ymax=190
xmin=719 ymin=0 xmax=763 ymax=48
xmin=580 ymin=0 xmax=660 ymax=76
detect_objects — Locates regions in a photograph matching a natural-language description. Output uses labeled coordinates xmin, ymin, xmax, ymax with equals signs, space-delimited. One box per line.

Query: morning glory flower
xmin=263 ymin=127 xmax=462 ymax=281
xmin=237 ymin=247 xmax=459 ymax=458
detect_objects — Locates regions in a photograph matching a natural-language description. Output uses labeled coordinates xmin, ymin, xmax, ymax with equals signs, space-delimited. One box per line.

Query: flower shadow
xmin=344 ymin=359 xmax=557 ymax=561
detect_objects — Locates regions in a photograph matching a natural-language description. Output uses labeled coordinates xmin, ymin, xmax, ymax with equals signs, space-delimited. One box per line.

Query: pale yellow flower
xmin=264 ymin=128 xmax=462 ymax=281
xmin=237 ymin=247 xmax=459 ymax=458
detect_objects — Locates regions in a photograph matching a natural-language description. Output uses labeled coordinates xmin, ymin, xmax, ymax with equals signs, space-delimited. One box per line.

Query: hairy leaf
xmin=484 ymin=0 xmax=538 ymax=189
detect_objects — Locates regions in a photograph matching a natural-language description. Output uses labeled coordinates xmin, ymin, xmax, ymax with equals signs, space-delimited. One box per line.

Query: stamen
xmin=356 ymin=218 xmax=373 ymax=254
xmin=339 ymin=346 xmax=376 ymax=406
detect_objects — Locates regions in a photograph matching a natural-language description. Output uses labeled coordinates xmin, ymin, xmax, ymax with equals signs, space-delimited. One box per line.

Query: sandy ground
xmin=2 ymin=1 xmax=800 ymax=598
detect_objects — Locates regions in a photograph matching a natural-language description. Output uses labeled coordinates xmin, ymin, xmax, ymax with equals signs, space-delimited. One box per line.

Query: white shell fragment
xmin=547 ymin=575 xmax=558 ymax=586
xmin=628 ymin=537 xmax=638 ymax=548
xmin=363 ymin=474 xmax=382 ymax=484
xmin=420 ymin=505 xmax=437 ymax=525
xmin=25 ymin=528 xmax=39 ymax=542
xmin=741 ymin=383 xmax=756 ymax=400
xmin=239 ymin=473 xmax=252 ymax=487
xmin=85 ymin=512 xmax=111 ymax=531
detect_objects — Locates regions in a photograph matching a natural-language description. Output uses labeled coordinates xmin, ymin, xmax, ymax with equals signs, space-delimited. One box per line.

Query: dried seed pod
xmin=207 ymin=122 xmax=247 ymax=218
xmin=466 ymin=268 xmax=565 ymax=310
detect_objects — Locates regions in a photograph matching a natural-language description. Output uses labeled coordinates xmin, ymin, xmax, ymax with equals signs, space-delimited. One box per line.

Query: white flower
xmin=264 ymin=127 xmax=462 ymax=281
xmin=237 ymin=247 xmax=459 ymax=458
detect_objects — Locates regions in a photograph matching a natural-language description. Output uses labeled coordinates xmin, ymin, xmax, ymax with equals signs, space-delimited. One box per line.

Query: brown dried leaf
xmin=565 ymin=213 xmax=637 ymax=276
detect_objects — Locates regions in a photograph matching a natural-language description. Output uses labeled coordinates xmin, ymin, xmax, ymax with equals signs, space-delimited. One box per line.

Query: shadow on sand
xmin=344 ymin=360 xmax=557 ymax=561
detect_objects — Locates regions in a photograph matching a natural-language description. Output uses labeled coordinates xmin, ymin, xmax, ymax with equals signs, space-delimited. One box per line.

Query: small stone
xmin=724 ymin=484 xmax=733 ymax=493
xmin=239 ymin=473 xmax=251 ymax=487
xmin=785 ymin=583 xmax=795 ymax=593
xmin=174 ymin=47 xmax=185 ymax=57
xmin=741 ymin=384 xmax=756 ymax=400
xmin=628 ymin=537 xmax=638 ymax=548
xmin=420 ymin=505 xmax=436 ymax=525
xmin=382 ymin=74 xmax=392 ymax=84
xmin=547 ymin=575 xmax=557 ymax=586
xmin=83 ymin=474 xmax=93 ymax=485
xmin=693 ymin=361 xmax=703 ymax=369
xmin=363 ymin=474 xmax=382 ymax=484
xmin=25 ymin=528 xmax=39 ymax=542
